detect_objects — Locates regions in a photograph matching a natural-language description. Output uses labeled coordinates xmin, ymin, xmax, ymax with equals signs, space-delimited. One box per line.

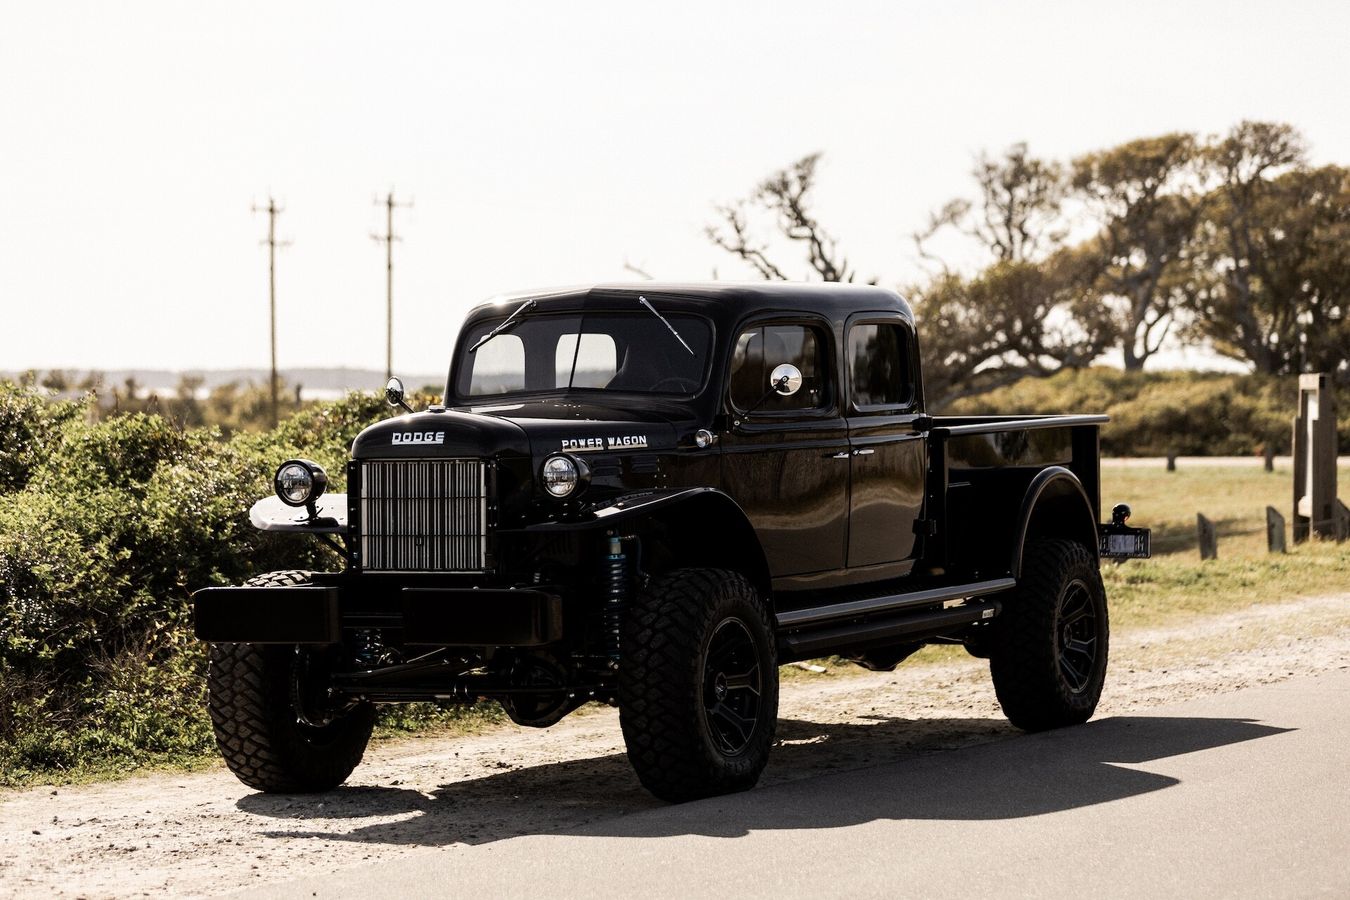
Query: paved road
xmin=248 ymin=672 xmax=1350 ymax=900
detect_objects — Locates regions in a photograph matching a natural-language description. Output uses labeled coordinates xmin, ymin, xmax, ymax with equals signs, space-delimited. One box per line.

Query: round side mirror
xmin=769 ymin=363 xmax=803 ymax=396
xmin=385 ymin=376 xmax=408 ymax=410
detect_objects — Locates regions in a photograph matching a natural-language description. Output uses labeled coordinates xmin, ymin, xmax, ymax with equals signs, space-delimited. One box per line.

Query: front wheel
xmin=989 ymin=540 xmax=1109 ymax=732
xmin=619 ymin=568 xmax=779 ymax=803
xmin=206 ymin=571 xmax=375 ymax=793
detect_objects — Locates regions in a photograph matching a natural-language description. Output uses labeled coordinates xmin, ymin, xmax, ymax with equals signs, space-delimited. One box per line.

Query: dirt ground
xmin=2 ymin=592 xmax=1348 ymax=899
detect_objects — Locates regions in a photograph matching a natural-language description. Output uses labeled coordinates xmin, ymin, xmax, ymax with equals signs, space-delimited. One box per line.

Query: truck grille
xmin=359 ymin=459 xmax=489 ymax=573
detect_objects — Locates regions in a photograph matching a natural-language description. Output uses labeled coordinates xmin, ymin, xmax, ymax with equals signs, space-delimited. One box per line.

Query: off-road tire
xmin=990 ymin=540 xmax=1109 ymax=731
xmin=206 ymin=570 xmax=375 ymax=793
xmin=619 ymin=568 xmax=778 ymax=803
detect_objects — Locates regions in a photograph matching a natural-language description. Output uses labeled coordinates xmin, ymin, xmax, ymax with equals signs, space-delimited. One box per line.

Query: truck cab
xmin=194 ymin=282 xmax=1148 ymax=802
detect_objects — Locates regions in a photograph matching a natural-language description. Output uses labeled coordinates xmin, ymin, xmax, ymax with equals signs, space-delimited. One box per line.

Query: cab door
xmin=844 ymin=315 xmax=927 ymax=569
xmin=719 ymin=319 xmax=850 ymax=576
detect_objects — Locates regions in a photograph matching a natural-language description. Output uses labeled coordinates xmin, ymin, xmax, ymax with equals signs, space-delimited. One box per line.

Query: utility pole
xmin=372 ymin=190 xmax=410 ymax=381
xmin=253 ymin=196 xmax=288 ymax=427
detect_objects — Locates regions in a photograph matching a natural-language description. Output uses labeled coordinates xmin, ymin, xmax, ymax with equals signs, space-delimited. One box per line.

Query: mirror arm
xmin=742 ymin=375 xmax=790 ymax=417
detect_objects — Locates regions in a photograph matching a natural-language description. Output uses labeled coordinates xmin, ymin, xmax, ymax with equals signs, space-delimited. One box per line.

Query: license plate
xmin=1099 ymin=527 xmax=1151 ymax=559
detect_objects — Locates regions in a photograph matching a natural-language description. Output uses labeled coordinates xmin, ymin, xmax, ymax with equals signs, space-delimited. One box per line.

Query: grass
xmin=1100 ymin=462 xmax=1350 ymax=629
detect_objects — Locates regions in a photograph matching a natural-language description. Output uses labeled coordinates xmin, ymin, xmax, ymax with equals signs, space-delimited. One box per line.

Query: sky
xmin=2 ymin=0 xmax=1348 ymax=377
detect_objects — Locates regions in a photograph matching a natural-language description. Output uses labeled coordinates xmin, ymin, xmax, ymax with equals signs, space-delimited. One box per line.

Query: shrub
xmin=0 ymin=387 xmax=394 ymax=783
xmin=944 ymin=368 xmax=1346 ymax=456
xmin=0 ymin=383 xmax=83 ymax=493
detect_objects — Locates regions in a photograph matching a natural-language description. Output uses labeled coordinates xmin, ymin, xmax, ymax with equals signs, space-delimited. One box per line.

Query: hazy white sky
xmin=2 ymin=1 xmax=1348 ymax=376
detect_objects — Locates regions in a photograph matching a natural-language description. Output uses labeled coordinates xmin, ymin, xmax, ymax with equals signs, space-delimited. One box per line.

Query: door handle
xmin=825 ymin=450 xmax=850 ymax=459
xmin=852 ymin=448 xmax=875 ymax=456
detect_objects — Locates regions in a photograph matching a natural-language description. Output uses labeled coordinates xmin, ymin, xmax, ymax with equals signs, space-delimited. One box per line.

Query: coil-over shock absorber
xmin=601 ymin=534 xmax=630 ymax=667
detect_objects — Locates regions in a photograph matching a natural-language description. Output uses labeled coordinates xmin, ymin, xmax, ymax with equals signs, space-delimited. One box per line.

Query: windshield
xmin=454 ymin=310 xmax=713 ymax=399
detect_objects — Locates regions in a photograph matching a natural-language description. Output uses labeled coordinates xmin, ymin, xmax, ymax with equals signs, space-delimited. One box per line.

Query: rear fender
xmin=1011 ymin=466 xmax=1100 ymax=578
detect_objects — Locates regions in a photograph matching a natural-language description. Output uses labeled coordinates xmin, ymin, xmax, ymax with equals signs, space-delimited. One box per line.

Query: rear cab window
xmin=847 ymin=321 xmax=917 ymax=411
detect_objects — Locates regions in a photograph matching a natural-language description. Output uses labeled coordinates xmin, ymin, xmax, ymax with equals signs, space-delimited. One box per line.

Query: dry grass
xmin=1100 ymin=462 xmax=1350 ymax=629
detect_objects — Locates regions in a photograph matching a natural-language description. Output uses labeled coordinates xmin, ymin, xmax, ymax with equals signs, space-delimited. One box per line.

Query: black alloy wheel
xmin=701 ymin=616 xmax=764 ymax=755
xmin=1056 ymin=579 xmax=1099 ymax=694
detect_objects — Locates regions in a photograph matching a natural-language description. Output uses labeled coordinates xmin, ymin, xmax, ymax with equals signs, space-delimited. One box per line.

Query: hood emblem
xmin=393 ymin=431 xmax=446 ymax=445
xmin=561 ymin=434 xmax=648 ymax=452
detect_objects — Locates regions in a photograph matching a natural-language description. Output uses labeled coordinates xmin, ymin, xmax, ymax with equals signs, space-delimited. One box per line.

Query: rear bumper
xmin=192 ymin=584 xmax=563 ymax=646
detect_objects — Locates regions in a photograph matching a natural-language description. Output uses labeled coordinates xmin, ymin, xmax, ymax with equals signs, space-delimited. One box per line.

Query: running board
xmin=775 ymin=577 xmax=1016 ymax=629
xmin=779 ymin=598 xmax=1002 ymax=659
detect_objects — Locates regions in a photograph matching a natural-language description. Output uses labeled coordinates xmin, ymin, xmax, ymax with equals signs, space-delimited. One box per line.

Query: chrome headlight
xmin=541 ymin=454 xmax=588 ymax=498
xmin=274 ymin=459 xmax=328 ymax=507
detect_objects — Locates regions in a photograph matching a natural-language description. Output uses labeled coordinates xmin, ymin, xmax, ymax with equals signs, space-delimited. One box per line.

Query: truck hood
xmin=350 ymin=397 xmax=688 ymax=459
xmin=350 ymin=409 xmax=530 ymax=459
xmin=472 ymin=397 xmax=683 ymax=456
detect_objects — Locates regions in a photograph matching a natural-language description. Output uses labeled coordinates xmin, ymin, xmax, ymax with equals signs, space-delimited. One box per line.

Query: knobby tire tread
xmin=206 ymin=570 xmax=374 ymax=793
xmin=619 ymin=568 xmax=778 ymax=803
xmin=989 ymin=540 xmax=1109 ymax=732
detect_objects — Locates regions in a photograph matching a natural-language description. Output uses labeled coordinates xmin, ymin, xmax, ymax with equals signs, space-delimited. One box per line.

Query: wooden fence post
xmin=1197 ymin=513 xmax=1217 ymax=560
xmin=1293 ymin=373 xmax=1337 ymax=542
xmin=1266 ymin=506 xmax=1286 ymax=554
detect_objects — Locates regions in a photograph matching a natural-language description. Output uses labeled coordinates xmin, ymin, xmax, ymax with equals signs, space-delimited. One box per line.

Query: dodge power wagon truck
xmin=193 ymin=282 xmax=1149 ymax=802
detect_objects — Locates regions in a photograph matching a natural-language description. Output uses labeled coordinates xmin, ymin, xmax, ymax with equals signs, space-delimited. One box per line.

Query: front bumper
xmin=192 ymin=584 xmax=563 ymax=646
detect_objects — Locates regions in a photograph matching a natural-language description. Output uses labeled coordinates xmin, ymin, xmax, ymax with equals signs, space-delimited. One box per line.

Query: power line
xmin=252 ymin=196 xmax=290 ymax=427
xmin=372 ymin=190 xmax=412 ymax=382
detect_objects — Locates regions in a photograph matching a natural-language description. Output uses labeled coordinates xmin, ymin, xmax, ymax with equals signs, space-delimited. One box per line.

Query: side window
xmin=468 ymin=334 xmax=525 ymax=395
xmin=729 ymin=323 xmax=828 ymax=413
xmin=556 ymin=333 xmax=617 ymax=388
xmin=848 ymin=323 xmax=914 ymax=408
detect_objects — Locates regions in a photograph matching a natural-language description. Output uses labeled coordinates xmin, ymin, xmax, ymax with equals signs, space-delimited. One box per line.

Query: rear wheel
xmin=619 ymin=568 xmax=778 ymax=802
xmin=989 ymin=540 xmax=1108 ymax=731
xmin=206 ymin=570 xmax=375 ymax=793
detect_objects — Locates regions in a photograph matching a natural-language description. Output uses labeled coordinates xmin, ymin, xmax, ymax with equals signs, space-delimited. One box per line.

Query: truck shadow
xmin=241 ymin=713 xmax=1290 ymax=846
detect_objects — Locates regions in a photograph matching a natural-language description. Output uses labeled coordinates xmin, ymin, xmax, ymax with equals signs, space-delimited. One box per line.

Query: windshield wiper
xmin=468 ymin=299 xmax=536 ymax=353
xmin=638 ymin=295 xmax=695 ymax=356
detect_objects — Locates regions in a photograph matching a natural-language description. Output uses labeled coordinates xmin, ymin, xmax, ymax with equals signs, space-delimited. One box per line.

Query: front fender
xmin=248 ymin=494 xmax=348 ymax=534
xmin=501 ymin=488 xmax=772 ymax=601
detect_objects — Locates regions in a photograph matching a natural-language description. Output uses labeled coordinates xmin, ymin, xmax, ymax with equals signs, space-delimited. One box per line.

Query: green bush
xmin=944 ymin=368 xmax=1348 ymax=456
xmin=0 ymin=383 xmax=83 ymax=493
xmin=0 ymin=384 xmax=452 ymax=783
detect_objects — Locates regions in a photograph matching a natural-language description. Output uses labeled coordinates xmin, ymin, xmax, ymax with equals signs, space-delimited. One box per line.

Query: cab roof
xmin=462 ymin=281 xmax=914 ymax=329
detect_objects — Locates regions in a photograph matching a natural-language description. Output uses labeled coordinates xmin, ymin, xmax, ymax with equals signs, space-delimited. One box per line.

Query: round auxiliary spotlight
xmin=274 ymin=459 xmax=328 ymax=508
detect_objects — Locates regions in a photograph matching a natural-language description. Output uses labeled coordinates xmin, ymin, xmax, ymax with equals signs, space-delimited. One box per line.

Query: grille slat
xmin=360 ymin=459 xmax=488 ymax=573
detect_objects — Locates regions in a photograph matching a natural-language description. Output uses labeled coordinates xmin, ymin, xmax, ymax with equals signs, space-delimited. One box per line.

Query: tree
xmin=706 ymin=153 xmax=868 ymax=283
xmin=914 ymin=248 xmax=1116 ymax=406
xmin=1189 ymin=123 xmax=1349 ymax=376
xmin=1072 ymin=133 xmax=1201 ymax=370
xmin=915 ymin=142 xmax=1068 ymax=267
xmin=39 ymin=370 xmax=70 ymax=394
xmin=170 ymin=374 xmax=206 ymax=428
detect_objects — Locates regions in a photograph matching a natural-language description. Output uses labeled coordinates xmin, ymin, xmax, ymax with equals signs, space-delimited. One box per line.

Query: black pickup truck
xmin=194 ymin=282 xmax=1148 ymax=802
